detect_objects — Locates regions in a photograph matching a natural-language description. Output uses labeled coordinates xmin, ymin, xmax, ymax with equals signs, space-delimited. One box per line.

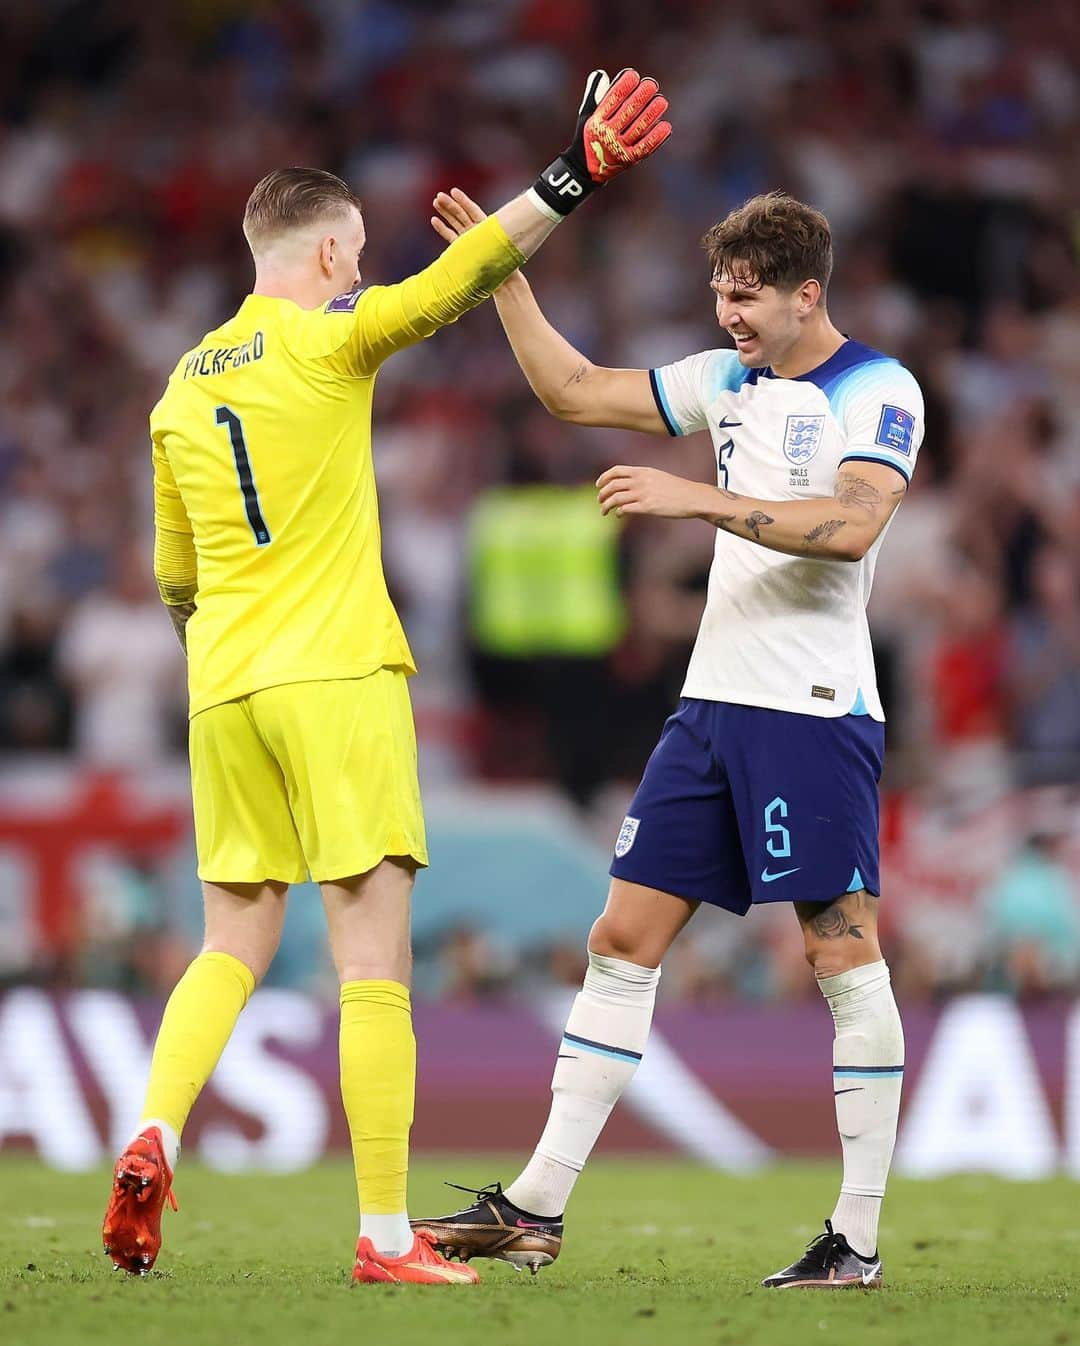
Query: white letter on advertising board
xmin=1064 ymin=1002 xmax=1080 ymax=1178
xmin=67 ymin=990 xmax=153 ymax=1152
xmin=896 ymin=995 xmax=1057 ymax=1179
xmin=0 ymin=989 xmax=101 ymax=1169
xmin=199 ymin=990 xmax=329 ymax=1172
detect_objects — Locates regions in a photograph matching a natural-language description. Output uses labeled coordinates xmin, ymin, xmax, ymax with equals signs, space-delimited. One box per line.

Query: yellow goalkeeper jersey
xmin=150 ymin=217 xmax=524 ymax=718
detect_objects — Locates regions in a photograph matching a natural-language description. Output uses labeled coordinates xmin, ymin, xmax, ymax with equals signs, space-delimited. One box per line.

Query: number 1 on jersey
xmin=215 ymin=405 xmax=270 ymax=546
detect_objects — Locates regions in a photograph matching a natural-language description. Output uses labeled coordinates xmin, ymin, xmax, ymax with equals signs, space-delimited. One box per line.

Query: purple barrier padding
xmin=0 ymin=992 xmax=1071 ymax=1160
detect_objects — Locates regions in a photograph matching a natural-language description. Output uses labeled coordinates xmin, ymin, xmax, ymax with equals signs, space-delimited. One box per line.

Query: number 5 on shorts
xmin=764 ymin=796 xmax=792 ymax=859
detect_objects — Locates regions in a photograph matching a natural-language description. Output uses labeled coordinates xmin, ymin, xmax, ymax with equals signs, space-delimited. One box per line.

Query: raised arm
xmin=433 ymin=190 xmax=666 ymax=433
xmin=596 ymin=460 xmax=908 ymax=562
xmin=497 ymin=271 xmax=666 ymax=432
xmin=345 ymin=218 xmax=529 ymax=373
xmin=347 ymin=69 xmax=671 ymax=376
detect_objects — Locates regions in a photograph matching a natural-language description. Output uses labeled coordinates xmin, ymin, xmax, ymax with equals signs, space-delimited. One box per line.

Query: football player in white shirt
xmin=416 ymin=190 xmax=921 ymax=1289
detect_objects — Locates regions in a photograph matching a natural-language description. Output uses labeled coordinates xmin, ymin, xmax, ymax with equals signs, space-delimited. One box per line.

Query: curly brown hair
xmin=702 ymin=192 xmax=833 ymax=294
xmin=243 ymin=167 xmax=362 ymax=248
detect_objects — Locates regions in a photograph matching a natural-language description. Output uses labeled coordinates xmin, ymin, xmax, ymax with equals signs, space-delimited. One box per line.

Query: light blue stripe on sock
xmin=833 ymin=1067 xmax=904 ymax=1077
xmin=561 ymin=1035 xmax=640 ymax=1064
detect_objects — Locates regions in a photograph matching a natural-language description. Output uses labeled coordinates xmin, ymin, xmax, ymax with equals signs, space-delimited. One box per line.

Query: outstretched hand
xmin=580 ymin=68 xmax=671 ymax=185
xmin=431 ymin=188 xmax=488 ymax=245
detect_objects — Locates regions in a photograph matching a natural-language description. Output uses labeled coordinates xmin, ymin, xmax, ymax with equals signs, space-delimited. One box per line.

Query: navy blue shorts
xmin=609 ymin=698 xmax=884 ymax=915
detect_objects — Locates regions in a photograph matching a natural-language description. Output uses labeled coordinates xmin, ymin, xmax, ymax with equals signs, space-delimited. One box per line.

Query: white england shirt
xmin=650 ymin=339 xmax=924 ymax=720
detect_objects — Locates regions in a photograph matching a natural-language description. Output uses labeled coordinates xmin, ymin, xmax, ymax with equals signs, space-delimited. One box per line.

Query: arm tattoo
xmin=704 ymin=486 xmax=742 ymax=529
xmin=565 ymin=361 xmax=589 ymax=387
xmin=804 ymin=518 xmax=847 ymax=547
xmin=835 ymin=473 xmax=883 ymax=511
xmin=166 ymin=601 xmax=196 ymax=655
xmin=744 ymin=510 xmax=774 ymax=539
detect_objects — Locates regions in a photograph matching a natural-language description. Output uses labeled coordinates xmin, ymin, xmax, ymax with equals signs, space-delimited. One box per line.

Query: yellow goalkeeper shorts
xmin=189 ymin=669 xmax=428 ymax=885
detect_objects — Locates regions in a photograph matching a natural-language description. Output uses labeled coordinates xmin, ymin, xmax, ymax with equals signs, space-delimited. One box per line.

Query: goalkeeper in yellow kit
xmin=100 ymin=70 xmax=671 ymax=1286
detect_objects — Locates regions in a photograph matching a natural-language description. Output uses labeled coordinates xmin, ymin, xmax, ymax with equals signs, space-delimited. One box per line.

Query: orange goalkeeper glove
xmin=528 ymin=68 xmax=672 ymax=218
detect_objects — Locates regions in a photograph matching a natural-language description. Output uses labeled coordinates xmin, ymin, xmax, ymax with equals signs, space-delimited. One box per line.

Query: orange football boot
xmin=351 ymin=1229 xmax=481 ymax=1285
xmin=102 ymin=1127 xmax=178 ymax=1275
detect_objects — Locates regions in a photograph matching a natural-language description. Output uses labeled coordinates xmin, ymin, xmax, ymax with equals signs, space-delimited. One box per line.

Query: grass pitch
xmin=1 ymin=1156 xmax=1077 ymax=1346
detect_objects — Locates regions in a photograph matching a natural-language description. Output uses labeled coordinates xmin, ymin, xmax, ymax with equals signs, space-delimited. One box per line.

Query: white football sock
xmin=505 ymin=952 xmax=660 ymax=1218
xmin=818 ymin=959 xmax=904 ymax=1257
xmin=359 ymin=1212 xmax=413 ymax=1258
xmin=135 ymin=1118 xmax=180 ymax=1173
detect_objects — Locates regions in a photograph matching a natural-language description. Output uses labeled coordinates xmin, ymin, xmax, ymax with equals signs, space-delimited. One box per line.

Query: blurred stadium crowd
xmin=0 ymin=0 xmax=1077 ymax=1000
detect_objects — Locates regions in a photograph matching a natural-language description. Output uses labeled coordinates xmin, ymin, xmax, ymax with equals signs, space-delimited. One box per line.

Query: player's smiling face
xmin=711 ymin=266 xmax=805 ymax=369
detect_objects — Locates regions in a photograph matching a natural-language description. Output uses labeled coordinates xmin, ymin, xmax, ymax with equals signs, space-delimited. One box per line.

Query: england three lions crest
xmin=614 ymin=816 xmax=640 ymax=858
xmin=783 ymin=414 xmax=825 ymax=464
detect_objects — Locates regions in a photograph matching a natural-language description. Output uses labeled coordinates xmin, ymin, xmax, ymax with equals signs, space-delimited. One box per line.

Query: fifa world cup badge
xmin=615 ymin=816 xmax=641 ymax=858
xmin=783 ymin=414 xmax=825 ymax=465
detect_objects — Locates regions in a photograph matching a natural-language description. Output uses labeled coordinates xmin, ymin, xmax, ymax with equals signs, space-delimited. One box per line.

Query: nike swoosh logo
xmin=717 ymin=417 xmax=742 ymax=429
xmin=556 ymin=1054 xmax=576 ymax=1060
xmin=760 ymin=866 xmax=801 ymax=883
xmin=862 ymin=1263 xmax=881 ymax=1285
xmin=515 ymin=1219 xmax=553 ymax=1229
xmin=833 ymin=1088 xmax=864 ymax=1096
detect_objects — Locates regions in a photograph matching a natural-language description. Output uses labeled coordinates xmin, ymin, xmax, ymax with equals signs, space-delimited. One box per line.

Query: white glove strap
xmin=525 ymin=186 xmax=565 ymax=223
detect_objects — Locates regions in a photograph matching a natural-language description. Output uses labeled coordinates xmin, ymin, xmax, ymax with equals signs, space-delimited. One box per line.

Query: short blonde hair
xmin=243 ymin=167 xmax=362 ymax=248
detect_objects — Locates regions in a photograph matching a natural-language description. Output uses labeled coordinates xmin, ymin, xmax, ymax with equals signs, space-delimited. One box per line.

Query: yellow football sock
xmin=141 ymin=951 xmax=256 ymax=1137
xmin=339 ymin=979 xmax=415 ymax=1214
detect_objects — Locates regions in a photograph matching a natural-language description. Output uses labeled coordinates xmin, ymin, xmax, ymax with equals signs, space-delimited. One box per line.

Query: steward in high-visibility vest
xmin=467 ymin=484 xmax=626 ymax=658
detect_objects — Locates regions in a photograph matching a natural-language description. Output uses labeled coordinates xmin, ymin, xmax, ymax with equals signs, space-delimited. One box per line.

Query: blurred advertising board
xmin=0 ymin=987 xmax=1075 ymax=1179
